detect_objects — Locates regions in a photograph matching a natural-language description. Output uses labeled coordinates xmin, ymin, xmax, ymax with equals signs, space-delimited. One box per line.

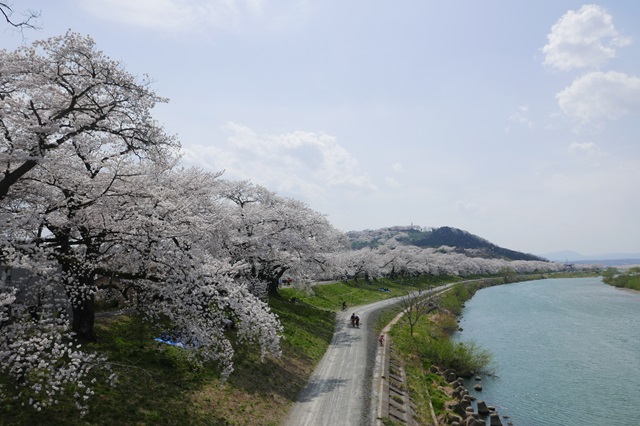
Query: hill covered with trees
xmin=347 ymin=225 xmax=546 ymax=262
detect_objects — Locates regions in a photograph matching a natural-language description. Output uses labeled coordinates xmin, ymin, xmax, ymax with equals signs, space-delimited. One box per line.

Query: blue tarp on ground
xmin=154 ymin=337 xmax=185 ymax=348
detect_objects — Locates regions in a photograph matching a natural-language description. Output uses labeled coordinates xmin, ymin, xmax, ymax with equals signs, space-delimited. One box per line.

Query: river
xmin=455 ymin=277 xmax=640 ymax=426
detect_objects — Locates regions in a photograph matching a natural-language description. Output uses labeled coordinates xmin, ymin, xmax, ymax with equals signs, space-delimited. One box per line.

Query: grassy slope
xmin=0 ymin=296 xmax=335 ymax=426
xmin=0 ymin=278 xmax=430 ymax=426
xmin=603 ymin=267 xmax=640 ymax=290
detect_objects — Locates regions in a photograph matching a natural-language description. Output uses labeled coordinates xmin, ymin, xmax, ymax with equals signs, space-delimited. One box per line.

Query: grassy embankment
xmin=1 ymin=272 xmax=587 ymax=425
xmin=374 ymin=281 xmax=495 ymax=425
xmin=1 ymin=298 xmax=331 ymax=426
xmin=0 ymin=278 xmax=434 ymax=426
xmin=602 ymin=267 xmax=640 ymax=290
xmin=373 ymin=271 xmax=600 ymax=425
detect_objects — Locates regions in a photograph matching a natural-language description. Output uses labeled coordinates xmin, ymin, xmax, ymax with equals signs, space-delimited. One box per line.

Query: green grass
xmin=375 ymin=304 xmax=404 ymax=332
xmin=0 ymin=295 xmax=335 ymax=426
xmin=602 ymin=267 xmax=640 ymax=291
xmin=269 ymin=296 xmax=335 ymax=362
xmin=279 ymin=280 xmax=400 ymax=311
xmin=389 ymin=309 xmax=494 ymax=379
xmin=383 ymin=280 xmax=494 ymax=424
xmin=279 ymin=276 xmax=460 ymax=311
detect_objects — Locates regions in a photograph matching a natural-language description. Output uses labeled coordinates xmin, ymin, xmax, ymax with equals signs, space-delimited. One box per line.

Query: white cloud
xmin=569 ymin=141 xmax=604 ymax=157
xmin=384 ymin=177 xmax=401 ymax=187
xmin=542 ymin=4 xmax=631 ymax=71
xmin=77 ymin=0 xmax=214 ymax=31
xmin=391 ymin=162 xmax=404 ymax=173
xmin=180 ymin=122 xmax=375 ymax=198
xmin=383 ymin=163 xmax=404 ymax=187
xmin=76 ymin=0 xmax=310 ymax=33
xmin=508 ymin=105 xmax=534 ymax=129
xmin=556 ymin=71 xmax=640 ymax=122
xmin=455 ymin=200 xmax=487 ymax=215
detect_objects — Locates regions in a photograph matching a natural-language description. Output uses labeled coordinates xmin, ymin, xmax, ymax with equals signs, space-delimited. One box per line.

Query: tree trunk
xmin=71 ymin=296 xmax=97 ymax=342
xmin=267 ymin=279 xmax=280 ymax=297
xmin=260 ymin=268 xmax=287 ymax=298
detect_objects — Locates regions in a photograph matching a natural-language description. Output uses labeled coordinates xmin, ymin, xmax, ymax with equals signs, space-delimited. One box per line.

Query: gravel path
xmin=283 ymin=295 xmax=405 ymax=426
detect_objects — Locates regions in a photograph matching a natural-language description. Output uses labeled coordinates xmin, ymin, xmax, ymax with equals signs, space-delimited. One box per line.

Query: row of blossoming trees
xmin=0 ymin=32 xmax=564 ymax=415
xmin=328 ymin=238 xmax=565 ymax=282
xmin=0 ymin=32 xmax=351 ymax=414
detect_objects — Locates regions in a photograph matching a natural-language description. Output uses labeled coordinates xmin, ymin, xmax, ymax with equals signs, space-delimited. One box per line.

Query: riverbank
xmin=375 ymin=280 xmax=495 ymax=425
xmin=378 ymin=273 xmax=595 ymax=425
xmin=602 ymin=267 xmax=640 ymax=291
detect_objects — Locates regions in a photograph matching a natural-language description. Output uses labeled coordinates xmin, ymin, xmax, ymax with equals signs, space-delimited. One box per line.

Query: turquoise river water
xmin=455 ymin=277 xmax=640 ymax=426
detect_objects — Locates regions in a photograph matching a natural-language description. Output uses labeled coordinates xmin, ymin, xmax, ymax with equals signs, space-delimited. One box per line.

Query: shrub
xmin=419 ymin=338 xmax=493 ymax=377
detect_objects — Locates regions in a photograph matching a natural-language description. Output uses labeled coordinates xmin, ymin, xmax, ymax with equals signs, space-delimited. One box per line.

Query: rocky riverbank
xmin=417 ymin=281 xmax=512 ymax=425
xmin=429 ymin=366 xmax=513 ymax=426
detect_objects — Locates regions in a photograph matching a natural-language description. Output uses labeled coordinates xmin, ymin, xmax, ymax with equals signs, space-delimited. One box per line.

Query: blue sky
xmin=2 ymin=1 xmax=639 ymax=257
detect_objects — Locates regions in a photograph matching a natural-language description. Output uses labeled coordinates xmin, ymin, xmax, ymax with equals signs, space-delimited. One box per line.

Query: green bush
xmin=438 ymin=283 xmax=479 ymax=316
xmin=408 ymin=336 xmax=491 ymax=377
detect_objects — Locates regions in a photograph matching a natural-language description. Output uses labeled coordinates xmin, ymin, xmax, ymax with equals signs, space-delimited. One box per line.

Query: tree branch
xmin=0 ymin=2 xmax=40 ymax=30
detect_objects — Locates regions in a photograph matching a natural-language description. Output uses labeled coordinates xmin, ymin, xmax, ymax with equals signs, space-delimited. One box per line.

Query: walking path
xmin=284 ymin=283 xmax=458 ymax=426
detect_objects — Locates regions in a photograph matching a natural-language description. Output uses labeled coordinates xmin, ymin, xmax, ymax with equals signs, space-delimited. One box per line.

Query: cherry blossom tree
xmin=0 ymin=33 xmax=283 ymax=415
xmin=0 ymin=31 xmax=175 ymax=200
xmin=1 ymin=147 xmax=285 ymax=414
xmin=215 ymin=180 xmax=349 ymax=295
xmin=341 ymin=243 xmax=565 ymax=283
xmin=1 ymin=28 xmax=178 ymax=341
xmin=331 ymin=246 xmax=382 ymax=282
xmin=100 ymin=166 xmax=284 ymax=376
xmin=376 ymin=238 xmax=427 ymax=277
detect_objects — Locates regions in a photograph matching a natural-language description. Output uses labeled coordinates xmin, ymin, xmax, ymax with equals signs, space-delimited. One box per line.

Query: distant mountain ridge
xmin=541 ymin=250 xmax=640 ymax=267
xmin=542 ymin=250 xmax=640 ymax=262
xmin=346 ymin=225 xmax=546 ymax=262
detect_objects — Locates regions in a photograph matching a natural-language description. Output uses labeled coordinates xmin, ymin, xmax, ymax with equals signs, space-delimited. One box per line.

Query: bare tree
xmin=399 ymin=288 xmax=434 ymax=336
xmin=0 ymin=2 xmax=40 ymax=29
